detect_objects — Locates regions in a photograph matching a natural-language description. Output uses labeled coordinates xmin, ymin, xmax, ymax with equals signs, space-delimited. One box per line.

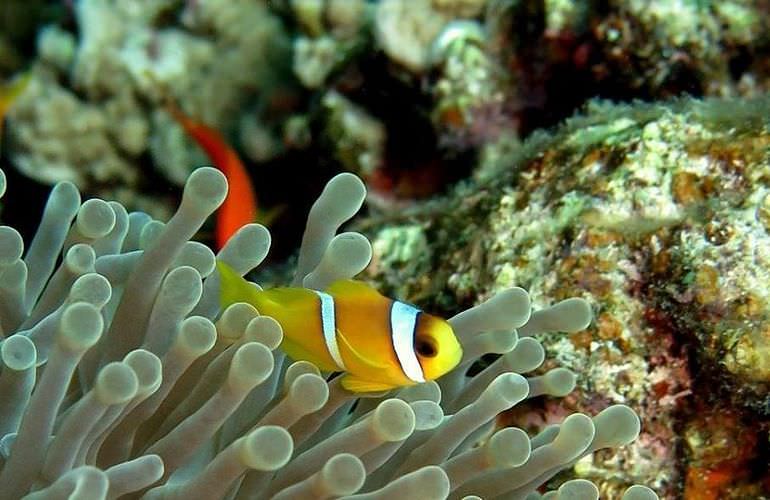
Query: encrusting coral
xmin=0 ymin=165 xmax=657 ymax=499
xmin=6 ymin=0 xmax=290 ymax=195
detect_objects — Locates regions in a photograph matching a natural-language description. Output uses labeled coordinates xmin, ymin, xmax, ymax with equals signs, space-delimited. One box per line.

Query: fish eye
xmin=415 ymin=337 xmax=438 ymax=358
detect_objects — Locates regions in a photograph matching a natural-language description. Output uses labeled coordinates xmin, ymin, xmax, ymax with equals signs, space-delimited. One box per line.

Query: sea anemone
xmin=0 ymin=166 xmax=656 ymax=499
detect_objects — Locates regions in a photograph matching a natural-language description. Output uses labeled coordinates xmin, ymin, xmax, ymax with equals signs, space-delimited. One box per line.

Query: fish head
xmin=414 ymin=313 xmax=463 ymax=380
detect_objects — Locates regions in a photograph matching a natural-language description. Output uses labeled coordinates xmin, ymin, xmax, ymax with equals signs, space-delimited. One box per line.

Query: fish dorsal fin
xmin=217 ymin=261 xmax=260 ymax=309
xmin=336 ymin=328 xmax=392 ymax=371
xmin=260 ymin=287 xmax=316 ymax=307
xmin=325 ymin=280 xmax=384 ymax=302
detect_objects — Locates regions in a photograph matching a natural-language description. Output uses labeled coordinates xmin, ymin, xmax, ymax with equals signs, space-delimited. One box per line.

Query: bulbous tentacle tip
xmin=59 ymin=302 xmax=104 ymax=352
xmin=1 ymin=335 xmax=36 ymax=372
xmin=623 ymin=485 xmax=659 ymax=500
xmin=94 ymin=362 xmax=139 ymax=406
xmin=0 ymin=226 xmax=24 ymax=265
xmin=374 ymin=398 xmax=417 ymax=442
xmin=241 ymin=426 xmax=294 ymax=471
xmin=182 ymin=167 xmax=229 ymax=215
xmin=321 ymin=453 xmax=366 ymax=496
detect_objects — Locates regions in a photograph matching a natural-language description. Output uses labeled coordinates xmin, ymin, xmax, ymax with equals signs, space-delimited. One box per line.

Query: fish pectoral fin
xmin=336 ymin=329 xmax=392 ymax=370
xmin=281 ymin=337 xmax=340 ymax=373
xmin=340 ymin=375 xmax=396 ymax=394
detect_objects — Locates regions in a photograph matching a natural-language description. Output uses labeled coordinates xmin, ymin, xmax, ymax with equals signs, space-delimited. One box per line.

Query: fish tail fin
xmin=216 ymin=260 xmax=262 ymax=311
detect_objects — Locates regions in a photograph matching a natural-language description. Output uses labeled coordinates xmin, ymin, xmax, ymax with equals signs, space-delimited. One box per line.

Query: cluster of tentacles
xmin=0 ymin=167 xmax=656 ymax=499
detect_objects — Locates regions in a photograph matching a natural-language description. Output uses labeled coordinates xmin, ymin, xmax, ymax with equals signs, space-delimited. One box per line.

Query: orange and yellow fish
xmin=165 ymin=101 xmax=258 ymax=250
xmin=217 ymin=261 xmax=463 ymax=393
xmin=0 ymin=72 xmax=30 ymax=138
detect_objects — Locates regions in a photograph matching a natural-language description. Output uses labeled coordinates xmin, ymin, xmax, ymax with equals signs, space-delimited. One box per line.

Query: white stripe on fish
xmin=314 ymin=290 xmax=346 ymax=370
xmin=390 ymin=301 xmax=425 ymax=383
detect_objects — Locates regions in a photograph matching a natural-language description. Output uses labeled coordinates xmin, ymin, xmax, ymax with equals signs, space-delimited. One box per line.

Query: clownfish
xmin=217 ymin=262 xmax=463 ymax=393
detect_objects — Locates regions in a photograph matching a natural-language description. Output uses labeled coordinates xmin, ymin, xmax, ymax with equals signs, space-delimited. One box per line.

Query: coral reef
xmin=0 ymin=166 xmax=656 ymax=498
xmin=290 ymin=0 xmax=770 ymax=205
xmin=5 ymin=0 xmax=291 ymax=199
xmin=0 ymin=0 xmax=59 ymax=76
xmin=8 ymin=0 xmax=770 ymax=218
xmin=3 ymin=2 xmax=770 ymax=497
xmin=358 ymin=95 xmax=770 ymax=498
